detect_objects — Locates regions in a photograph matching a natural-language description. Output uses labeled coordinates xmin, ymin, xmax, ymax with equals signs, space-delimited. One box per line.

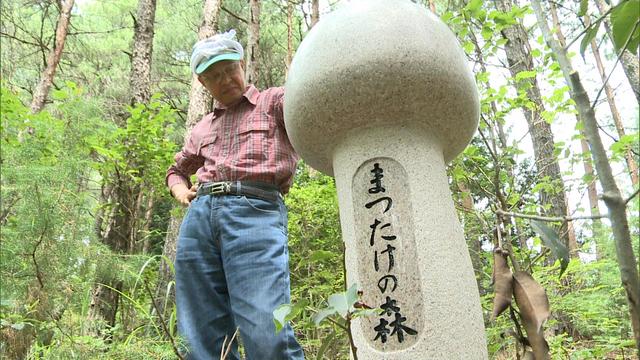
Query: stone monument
xmin=284 ymin=0 xmax=487 ymax=358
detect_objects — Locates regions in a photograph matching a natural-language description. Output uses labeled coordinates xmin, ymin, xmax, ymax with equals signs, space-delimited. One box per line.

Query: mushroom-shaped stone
xmin=285 ymin=0 xmax=478 ymax=175
xmin=284 ymin=1 xmax=487 ymax=358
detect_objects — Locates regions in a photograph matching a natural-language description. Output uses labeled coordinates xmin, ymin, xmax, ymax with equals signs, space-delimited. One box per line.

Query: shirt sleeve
xmin=166 ymin=132 xmax=204 ymax=191
xmin=272 ymin=87 xmax=285 ymax=128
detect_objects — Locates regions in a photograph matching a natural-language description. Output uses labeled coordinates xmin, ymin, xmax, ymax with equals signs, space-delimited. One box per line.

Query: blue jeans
xmin=175 ymin=194 xmax=304 ymax=360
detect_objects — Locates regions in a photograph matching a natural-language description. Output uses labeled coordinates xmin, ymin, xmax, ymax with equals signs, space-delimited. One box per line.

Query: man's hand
xmin=171 ymin=183 xmax=197 ymax=206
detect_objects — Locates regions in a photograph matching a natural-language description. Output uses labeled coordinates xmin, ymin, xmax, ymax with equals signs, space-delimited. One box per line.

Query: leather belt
xmin=196 ymin=181 xmax=281 ymax=202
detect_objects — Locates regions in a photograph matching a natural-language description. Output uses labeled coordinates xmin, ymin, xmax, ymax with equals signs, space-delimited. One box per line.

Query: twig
xmin=590 ymin=19 xmax=640 ymax=110
xmin=346 ymin=312 xmax=359 ymax=360
xmin=142 ymin=281 xmax=184 ymax=360
xmin=477 ymin=125 xmax=499 ymax=164
xmin=495 ymin=216 xmax=504 ymax=250
xmin=0 ymin=31 xmax=46 ymax=48
xmin=624 ymin=188 xmax=640 ymax=205
xmin=302 ymin=305 xmax=348 ymax=331
xmin=496 ymin=209 xmax=606 ymax=222
xmin=0 ymin=194 xmax=21 ymax=225
xmin=508 ymin=305 xmax=526 ymax=355
xmin=221 ymin=5 xmax=248 ymax=24
xmin=30 ymin=184 xmax=58 ymax=289
xmin=220 ymin=328 xmax=239 ymax=359
xmin=564 ymin=5 xmax=615 ymax=49
xmin=31 ymin=231 xmax=46 ymax=289
xmin=340 ymin=241 xmax=358 ymax=359
xmin=497 ymin=188 xmax=638 ymax=222
xmin=527 ymin=248 xmax=550 ymax=273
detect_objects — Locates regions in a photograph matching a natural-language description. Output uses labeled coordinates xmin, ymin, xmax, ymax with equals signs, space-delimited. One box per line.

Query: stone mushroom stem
xmin=333 ymin=125 xmax=486 ymax=359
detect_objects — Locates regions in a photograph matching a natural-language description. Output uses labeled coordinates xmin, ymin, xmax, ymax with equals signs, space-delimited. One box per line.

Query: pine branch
xmin=221 ymin=5 xmax=247 ymax=24
xmin=496 ymin=187 xmax=638 ymax=222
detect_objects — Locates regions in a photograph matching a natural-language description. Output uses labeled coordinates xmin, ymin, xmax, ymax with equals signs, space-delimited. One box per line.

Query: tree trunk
xmin=428 ymin=0 xmax=436 ymax=14
xmin=245 ymin=0 xmax=261 ymax=85
xmin=87 ymin=178 xmax=137 ymax=335
xmin=463 ymin=11 xmax=526 ymax=288
xmin=493 ymin=0 xmax=577 ymax=256
xmin=595 ymin=0 xmax=640 ymax=105
xmin=88 ymin=0 xmax=157 ymax=335
xmin=142 ymin=194 xmax=155 ymax=254
xmin=579 ymin=135 xmax=605 ymax=257
xmin=531 ymin=0 xmax=640 ymax=353
xmin=30 ymin=0 xmax=75 ymax=113
xmin=87 ymin=280 xmax=123 ymax=335
xmin=580 ymin=15 xmax=639 ymax=187
xmin=555 ymin=7 xmax=615 ymax=258
xmin=549 ymin=3 xmax=608 ymax=258
xmin=155 ymin=0 xmax=221 ymax=331
xmin=285 ymin=0 xmax=293 ymax=76
xmin=129 ymin=0 xmax=157 ymax=105
xmin=311 ymin=0 xmax=319 ymax=27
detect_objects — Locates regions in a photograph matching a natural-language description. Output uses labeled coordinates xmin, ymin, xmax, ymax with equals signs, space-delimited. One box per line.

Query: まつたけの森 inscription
xmin=353 ymin=159 xmax=422 ymax=351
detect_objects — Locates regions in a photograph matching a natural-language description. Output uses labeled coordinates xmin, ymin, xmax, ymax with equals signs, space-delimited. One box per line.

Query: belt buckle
xmin=209 ymin=181 xmax=231 ymax=195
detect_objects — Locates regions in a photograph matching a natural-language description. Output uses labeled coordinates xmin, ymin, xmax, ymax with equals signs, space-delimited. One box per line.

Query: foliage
xmin=283 ymin=166 xmax=351 ymax=359
xmin=1 ymin=84 xmax=102 ymax=357
xmin=87 ymin=96 xmax=178 ymax=192
xmin=610 ymin=0 xmax=640 ymax=54
xmin=485 ymin=258 xmax=636 ymax=358
xmin=530 ymin=220 xmax=570 ymax=277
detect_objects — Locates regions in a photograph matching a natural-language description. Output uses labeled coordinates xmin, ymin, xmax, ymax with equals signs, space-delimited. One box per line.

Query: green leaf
xmin=328 ymin=288 xmax=353 ymax=318
xmin=273 ymin=304 xmax=292 ymax=333
xmin=10 ymin=322 xmax=26 ymax=331
xmin=515 ymin=70 xmax=537 ymax=81
xmin=313 ymin=307 xmax=337 ymax=326
xmin=476 ymin=71 xmax=489 ymax=83
xmin=313 ymin=284 xmax=359 ymax=324
xmin=310 ymin=250 xmax=334 ymax=262
xmin=531 ymin=48 xmax=542 ymax=58
xmin=440 ymin=11 xmax=454 ymax=23
xmin=51 ymin=89 xmax=69 ymax=101
xmin=463 ymin=41 xmax=475 ymax=54
xmin=464 ymin=0 xmax=483 ymax=18
xmin=580 ymin=21 xmax=600 ymax=58
xmin=530 ymin=220 xmax=570 ymax=277
xmin=481 ymin=25 xmax=493 ymax=41
xmin=579 ymin=0 xmax=588 ymax=16
xmin=610 ymin=0 xmax=640 ymax=54
xmin=274 ymin=300 xmax=309 ymax=333
xmin=345 ymin=283 xmax=358 ymax=307
xmin=352 ymin=308 xmax=383 ymax=319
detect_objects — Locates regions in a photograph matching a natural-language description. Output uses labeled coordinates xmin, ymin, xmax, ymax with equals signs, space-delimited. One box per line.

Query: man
xmin=166 ymin=30 xmax=304 ymax=360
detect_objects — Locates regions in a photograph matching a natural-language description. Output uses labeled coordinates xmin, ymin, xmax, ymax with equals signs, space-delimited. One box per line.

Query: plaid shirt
xmin=166 ymin=85 xmax=299 ymax=194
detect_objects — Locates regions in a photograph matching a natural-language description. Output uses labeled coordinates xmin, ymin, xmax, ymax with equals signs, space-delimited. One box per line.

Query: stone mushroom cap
xmin=284 ymin=0 xmax=479 ymax=176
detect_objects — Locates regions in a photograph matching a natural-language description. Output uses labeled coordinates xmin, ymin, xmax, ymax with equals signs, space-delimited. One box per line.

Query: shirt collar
xmin=244 ymin=85 xmax=259 ymax=105
xmin=214 ymin=85 xmax=259 ymax=113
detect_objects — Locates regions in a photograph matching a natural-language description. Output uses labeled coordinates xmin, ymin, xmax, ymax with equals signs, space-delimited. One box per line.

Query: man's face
xmin=198 ymin=60 xmax=246 ymax=107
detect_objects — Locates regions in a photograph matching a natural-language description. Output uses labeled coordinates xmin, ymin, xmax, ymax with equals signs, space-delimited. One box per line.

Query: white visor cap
xmin=190 ymin=29 xmax=244 ymax=75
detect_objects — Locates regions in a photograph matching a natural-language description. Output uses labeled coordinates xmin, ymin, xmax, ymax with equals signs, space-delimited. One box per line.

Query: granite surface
xmin=284 ymin=0 xmax=487 ymax=358
xmin=285 ymin=0 xmax=479 ymax=176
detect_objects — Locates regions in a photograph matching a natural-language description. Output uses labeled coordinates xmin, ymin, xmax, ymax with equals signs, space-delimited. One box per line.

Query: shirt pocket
xmin=237 ymin=117 xmax=271 ymax=161
xmin=197 ymin=134 xmax=217 ymax=161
